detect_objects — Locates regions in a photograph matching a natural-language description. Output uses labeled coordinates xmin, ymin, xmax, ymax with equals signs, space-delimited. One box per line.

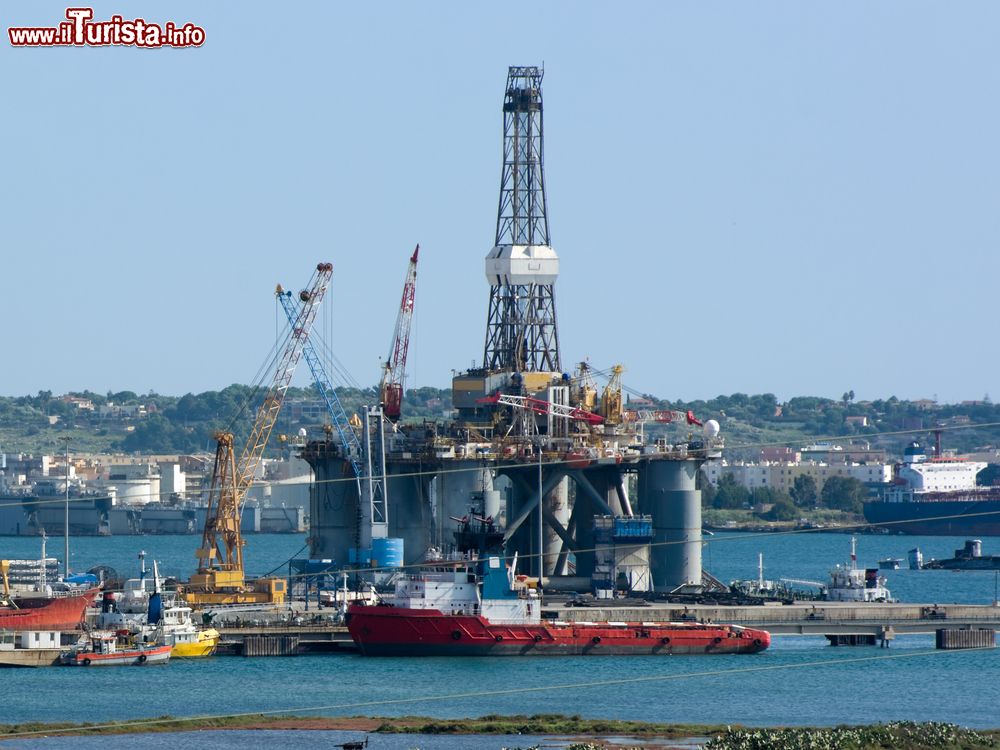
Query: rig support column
xmin=640 ymin=459 xmax=703 ymax=591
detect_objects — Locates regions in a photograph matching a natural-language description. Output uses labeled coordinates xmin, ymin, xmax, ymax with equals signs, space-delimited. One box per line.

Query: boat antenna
xmin=850 ymin=536 xmax=857 ymax=570
xmin=39 ymin=530 xmax=47 ymax=590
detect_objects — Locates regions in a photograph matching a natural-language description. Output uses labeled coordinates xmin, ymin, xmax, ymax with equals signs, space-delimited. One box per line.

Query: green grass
xmin=1 ymin=714 xmax=997 ymax=749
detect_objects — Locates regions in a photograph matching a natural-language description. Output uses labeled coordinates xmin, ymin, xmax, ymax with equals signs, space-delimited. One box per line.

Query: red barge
xmin=348 ymin=555 xmax=770 ymax=656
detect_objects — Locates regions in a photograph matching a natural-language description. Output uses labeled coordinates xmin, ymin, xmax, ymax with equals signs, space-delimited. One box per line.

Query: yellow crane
xmin=600 ymin=364 xmax=625 ymax=425
xmin=183 ymin=263 xmax=333 ymax=606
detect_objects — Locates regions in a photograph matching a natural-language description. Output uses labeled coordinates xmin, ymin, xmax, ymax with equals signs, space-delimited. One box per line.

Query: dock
xmin=547 ymin=601 xmax=1000 ymax=638
xmin=215 ymin=623 xmax=356 ymax=655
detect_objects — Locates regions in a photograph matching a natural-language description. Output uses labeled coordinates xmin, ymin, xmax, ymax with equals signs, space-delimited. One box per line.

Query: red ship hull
xmin=0 ymin=588 xmax=98 ymax=631
xmin=348 ymin=605 xmax=770 ymax=656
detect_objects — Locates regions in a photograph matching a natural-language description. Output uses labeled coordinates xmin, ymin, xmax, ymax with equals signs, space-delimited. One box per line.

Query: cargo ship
xmin=347 ymin=554 xmax=770 ymax=656
xmin=863 ymin=442 xmax=1000 ymax=536
xmin=0 ymin=589 xmax=98 ymax=631
xmin=2 ymin=560 xmax=99 ymax=631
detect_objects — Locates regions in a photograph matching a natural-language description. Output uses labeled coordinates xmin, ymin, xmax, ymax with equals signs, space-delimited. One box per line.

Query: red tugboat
xmin=348 ymin=555 xmax=770 ymax=656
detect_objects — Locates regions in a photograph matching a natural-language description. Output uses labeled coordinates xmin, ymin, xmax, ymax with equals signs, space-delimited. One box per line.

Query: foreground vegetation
xmin=0 ymin=714 xmax=996 ymax=749
xmin=705 ymin=721 xmax=996 ymax=750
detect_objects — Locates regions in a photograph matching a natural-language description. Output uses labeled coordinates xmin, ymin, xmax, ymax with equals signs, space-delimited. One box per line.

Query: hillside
xmin=1 ymin=387 xmax=998 ymax=459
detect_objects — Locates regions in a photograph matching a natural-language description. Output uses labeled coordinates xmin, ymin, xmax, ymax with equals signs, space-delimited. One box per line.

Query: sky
xmin=3 ymin=2 xmax=999 ymax=405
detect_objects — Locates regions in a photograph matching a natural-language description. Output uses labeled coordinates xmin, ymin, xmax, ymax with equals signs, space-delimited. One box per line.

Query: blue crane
xmin=275 ymin=287 xmax=364 ymax=484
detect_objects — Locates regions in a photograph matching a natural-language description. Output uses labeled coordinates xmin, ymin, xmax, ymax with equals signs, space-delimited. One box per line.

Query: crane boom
xmin=234 ymin=262 xmax=333 ymax=499
xmin=189 ymin=262 xmax=332 ymax=599
xmin=380 ymin=245 xmax=419 ymax=422
xmin=623 ymin=409 xmax=703 ymax=427
xmin=478 ymin=392 xmax=604 ymax=425
xmin=276 ymin=289 xmax=364 ymax=482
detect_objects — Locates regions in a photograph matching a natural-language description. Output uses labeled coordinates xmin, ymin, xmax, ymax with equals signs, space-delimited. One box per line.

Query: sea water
xmin=0 ymin=531 xmax=998 ymax=733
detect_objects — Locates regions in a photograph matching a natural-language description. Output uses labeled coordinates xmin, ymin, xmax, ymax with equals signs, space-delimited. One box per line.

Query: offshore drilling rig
xmin=303 ymin=66 xmax=722 ymax=594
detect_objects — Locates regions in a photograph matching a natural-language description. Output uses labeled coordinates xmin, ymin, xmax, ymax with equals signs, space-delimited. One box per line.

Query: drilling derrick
xmin=483 ymin=66 xmax=560 ymax=375
xmin=303 ymin=66 xmax=725 ymax=595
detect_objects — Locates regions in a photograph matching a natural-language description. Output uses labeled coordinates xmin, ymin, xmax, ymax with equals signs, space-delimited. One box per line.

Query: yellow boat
xmin=169 ymin=626 xmax=220 ymax=658
xmin=155 ymin=604 xmax=219 ymax=658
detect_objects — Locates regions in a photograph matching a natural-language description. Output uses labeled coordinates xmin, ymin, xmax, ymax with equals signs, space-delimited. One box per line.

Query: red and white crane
xmin=478 ymin=392 xmax=605 ymax=425
xmin=622 ymin=409 xmax=703 ymax=427
xmin=380 ymin=244 xmax=419 ymax=422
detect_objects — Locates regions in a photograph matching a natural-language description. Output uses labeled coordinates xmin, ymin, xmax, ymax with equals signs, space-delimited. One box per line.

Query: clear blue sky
xmin=4 ymin=2 xmax=998 ymax=405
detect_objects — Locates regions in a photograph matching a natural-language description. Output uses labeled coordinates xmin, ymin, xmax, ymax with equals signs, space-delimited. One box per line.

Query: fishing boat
xmin=347 ymin=553 xmax=770 ymax=656
xmin=59 ymin=631 xmax=172 ymax=666
xmin=97 ymin=559 xmax=219 ymax=658
xmin=151 ymin=603 xmax=219 ymax=657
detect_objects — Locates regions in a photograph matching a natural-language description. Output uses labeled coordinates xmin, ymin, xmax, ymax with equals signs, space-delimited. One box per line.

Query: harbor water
xmin=0 ymin=531 xmax=998 ymax=734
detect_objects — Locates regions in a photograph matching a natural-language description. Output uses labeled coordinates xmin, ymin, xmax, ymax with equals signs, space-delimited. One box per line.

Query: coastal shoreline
xmin=2 ymin=714 xmax=998 ymax=749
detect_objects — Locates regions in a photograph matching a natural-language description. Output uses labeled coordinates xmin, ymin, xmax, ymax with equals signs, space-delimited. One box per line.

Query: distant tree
xmin=698 ymin=470 xmax=717 ymax=508
xmin=790 ymin=475 xmax=819 ymax=507
xmin=108 ymin=390 xmax=139 ymax=403
xmin=749 ymin=486 xmax=790 ymax=506
xmin=749 ymin=394 xmax=778 ymax=419
xmin=762 ymin=497 xmax=798 ymax=521
xmin=712 ymin=473 xmax=750 ymax=509
xmin=820 ymin=475 xmax=867 ymax=513
xmin=116 ymin=414 xmax=202 ymax=453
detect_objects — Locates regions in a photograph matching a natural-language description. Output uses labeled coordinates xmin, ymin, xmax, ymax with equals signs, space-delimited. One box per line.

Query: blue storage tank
xmin=371 ymin=537 xmax=404 ymax=569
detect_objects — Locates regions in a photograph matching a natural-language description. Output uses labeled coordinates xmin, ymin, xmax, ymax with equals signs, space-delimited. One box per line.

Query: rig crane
xmin=183 ymin=262 xmax=333 ymax=606
xmin=600 ymin=365 xmax=625 ymax=424
xmin=276 ymin=284 xmax=389 ymax=565
xmin=275 ymin=288 xmax=364 ymax=484
xmin=622 ymin=409 xmax=703 ymax=427
xmin=479 ymin=392 xmax=604 ymax=426
xmin=379 ymin=245 xmax=419 ymax=422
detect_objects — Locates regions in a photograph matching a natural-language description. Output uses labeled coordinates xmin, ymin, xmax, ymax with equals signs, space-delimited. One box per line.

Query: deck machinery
xmin=304 ymin=67 xmax=722 ymax=593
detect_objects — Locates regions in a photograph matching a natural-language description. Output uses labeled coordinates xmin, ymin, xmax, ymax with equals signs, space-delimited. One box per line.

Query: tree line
xmin=702 ymin=473 xmax=869 ymax=520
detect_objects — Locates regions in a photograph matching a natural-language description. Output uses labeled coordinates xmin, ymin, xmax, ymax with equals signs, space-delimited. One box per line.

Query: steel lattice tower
xmin=482 ymin=66 xmax=561 ymax=374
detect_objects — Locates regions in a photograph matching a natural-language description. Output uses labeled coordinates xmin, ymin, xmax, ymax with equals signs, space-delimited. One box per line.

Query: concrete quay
xmin=546 ymin=601 xmax=1000 ymax=637
xmin=215 ymin=623 xmax=356 ymax=655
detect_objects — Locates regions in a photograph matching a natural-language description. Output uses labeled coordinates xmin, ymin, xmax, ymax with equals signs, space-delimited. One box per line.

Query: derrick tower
xmin=483 ymin=66 xmax=560 ymax=375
